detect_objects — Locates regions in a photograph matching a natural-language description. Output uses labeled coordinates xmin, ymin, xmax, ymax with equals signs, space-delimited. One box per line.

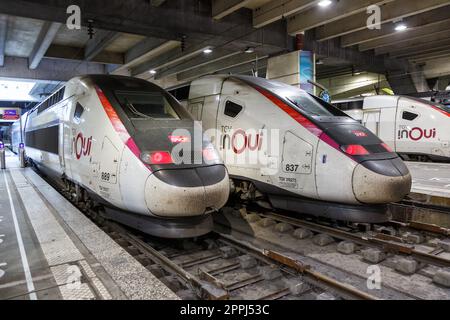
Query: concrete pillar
xmin=266 ymin=50 xmax=316 ymax=94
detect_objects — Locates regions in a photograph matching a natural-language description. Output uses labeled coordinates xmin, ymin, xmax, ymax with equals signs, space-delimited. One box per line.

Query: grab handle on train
xmin=19 ymin=143 xmax=26 ymax=168
xmin=0 ymin=142 xmax=5 ymax=170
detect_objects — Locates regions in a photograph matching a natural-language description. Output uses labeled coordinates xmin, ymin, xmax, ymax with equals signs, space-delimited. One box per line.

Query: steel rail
xmin=262 ymin=212 xmax=450 ymax=269
xmin=218 ymin=233 xmax=379 ymax=300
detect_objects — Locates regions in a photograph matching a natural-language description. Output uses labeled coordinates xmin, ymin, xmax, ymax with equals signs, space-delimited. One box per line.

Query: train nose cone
xmin=352 ymin=158 xmax=412 ymax=204
xmin=144 ymin=165 xmax=230 ymax=217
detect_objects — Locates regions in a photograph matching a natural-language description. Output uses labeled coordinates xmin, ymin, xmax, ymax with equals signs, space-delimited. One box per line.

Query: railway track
xmin=102 ymin=220 xmax=377 ymax=300
xmin=212 ymin=205 xmax=450 ymax=299
xmin=34 ymin=167 xmax=450 ymax=300
xmin=260 ymin=211 xmax=450 ymax=269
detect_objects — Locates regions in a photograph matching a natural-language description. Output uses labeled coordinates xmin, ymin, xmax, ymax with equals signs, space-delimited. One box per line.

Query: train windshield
xmin=407 ymin=97 xmax=450 ymax=114
xmin=286 ymin=92 xmax=347 ymax=117
xmin=115 ymin=91 xmax=181 ymax=120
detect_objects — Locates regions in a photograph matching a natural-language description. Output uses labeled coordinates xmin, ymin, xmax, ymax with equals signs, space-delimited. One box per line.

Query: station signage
xmin=1 ymin=109 xmax=20 ymax=120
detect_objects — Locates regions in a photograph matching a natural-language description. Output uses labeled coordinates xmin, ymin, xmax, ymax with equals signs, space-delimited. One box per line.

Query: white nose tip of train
xmin=144 ymin=165 xmax=230 ymax=217
xmin=352 ymin=158 xmax=412 ymax=204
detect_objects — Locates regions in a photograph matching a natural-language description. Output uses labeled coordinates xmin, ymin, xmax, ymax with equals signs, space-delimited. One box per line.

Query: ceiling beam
xmin=303 ymin=31 xmax=411 ymax=76
xmin=29 ymin=21 xmax=61 ymax=69
xmin=253 ymin=0 xmax=318 ymax=28
xmin=215 ymin=57 xmax=268 ymax=76
xmin=0 ymin=0 xmax=289 ymax=49
xmin=154 ymin=48 xmax=238 ymax=79
xmin=314 ymin=0 xmax=450 ymax=41
xmin=110 ymin=38 xmax=174 ymax=75
xmin=177 ymin=52 xmax=265 ymax=81
xmin=390 ymin=39 xmax=450 ymax=59
xmin=131 ymin=43 xmax=209 ymax=77
xmin=0 ymin=15 xmax=7 ymax=67
xmin=359 ymin=19 xmax=450 ymax=51
xmin=375 ymin=31 xmax=450 ymax=55
xmin=409 ymin=49 xmax=450 ymax=63
xmin=287 ymin=0 xmax=391 ymax=35
xmin=84 ymin=30 xmax=121 ymax=61
xmin=151 ymin=0 xmax=166 ymax=6
xmin=45 ymin=44 xmax=124 ymax=64
xmin=212 ymin=0 xmax=251 ymax=20
xmin=0 ymin=56 xmax=105 ymax=82
xmin=341 ymin=6 xmax=450 ymax=47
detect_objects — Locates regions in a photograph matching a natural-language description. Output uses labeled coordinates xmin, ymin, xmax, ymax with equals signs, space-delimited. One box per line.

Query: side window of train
xmin=402 ymin=111 xmax=418 ymax=121
xmin=74 ymin=102 xmax=85 ymax=123
xmin=224 ymin=100 xmax=243 ymax=118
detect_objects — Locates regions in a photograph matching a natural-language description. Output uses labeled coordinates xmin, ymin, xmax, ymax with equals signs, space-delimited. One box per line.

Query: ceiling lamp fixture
xmin=203 ymin=48 xmax=213 ymax=54
xmin=149 ymin=70 xmax=157 ymax=75
xmin=244 ymin=47 xmax=255 ymax=53
xmin=318 ymin=0 xmax=332 ymax=7
xmin=395 ymin=23 xmax=408 ymax=31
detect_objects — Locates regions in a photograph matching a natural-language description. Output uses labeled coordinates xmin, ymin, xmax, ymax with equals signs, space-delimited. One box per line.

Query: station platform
xmin=0 ymin=150 xmax=178 ymax=300
xmin=406 ymin=162 xmax=450 ymax=199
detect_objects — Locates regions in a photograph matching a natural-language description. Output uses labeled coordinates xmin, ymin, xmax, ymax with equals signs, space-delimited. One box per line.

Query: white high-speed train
xmin=13 ymin=75 xmax=230 ymax=238
xmin=185 ymin=75 xmax=412 ymax=223
xmin=334 ymin=96 xmax=450 ymax=162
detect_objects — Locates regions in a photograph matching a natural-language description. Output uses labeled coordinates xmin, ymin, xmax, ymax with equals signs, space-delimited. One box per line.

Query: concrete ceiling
xmin=0 ymin=0 xmax=448 ymax=94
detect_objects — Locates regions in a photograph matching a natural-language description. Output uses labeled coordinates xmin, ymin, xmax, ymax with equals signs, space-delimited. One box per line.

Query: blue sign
xmin=320 ymin=91 xmax=331 ymax=103
xmin=4 ymin=110 xmax=17 ymax=116
xmin=299 ymin=51 xmax=314 ymax=94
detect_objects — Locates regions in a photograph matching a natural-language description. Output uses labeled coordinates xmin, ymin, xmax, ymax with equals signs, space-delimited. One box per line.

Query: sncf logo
xmin=74 ymin=132 xmax=92 ymax=159
xmin=352 ymin=130 xmax=368 ymax=137
xmin=398 ymin=127 xmax=437 ymax=141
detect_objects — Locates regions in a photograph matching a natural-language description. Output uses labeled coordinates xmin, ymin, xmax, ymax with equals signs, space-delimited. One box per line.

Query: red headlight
xmin=141 ymin=151 xmax=173 ymax=164
xmin=341 ymin=145 xmax=369 ymax=156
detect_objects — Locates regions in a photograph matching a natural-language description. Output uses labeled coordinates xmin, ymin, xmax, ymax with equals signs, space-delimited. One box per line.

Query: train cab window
xmin=402 ymin=111 xmax=418 ymax=121
xmin=286 ymin=93 xmax=347 ymax=117
xmin=115 ymin=91 xmax=180 ymax=120
xmin=74 ymin=103 xmax=85 ymax=122
xmin=224 ymin=100 xmax=243 ymax=118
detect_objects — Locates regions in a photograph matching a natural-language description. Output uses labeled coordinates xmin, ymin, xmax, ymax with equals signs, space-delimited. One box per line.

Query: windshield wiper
xmin=124 ymin=98 xmax=151 ymax=119
xmin=286 ymin=98 xmax=321 ymax=117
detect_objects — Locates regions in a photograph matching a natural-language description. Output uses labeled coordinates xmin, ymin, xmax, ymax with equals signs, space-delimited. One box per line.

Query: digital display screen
xmin=4 ymin=110 xmax=17 ymax=116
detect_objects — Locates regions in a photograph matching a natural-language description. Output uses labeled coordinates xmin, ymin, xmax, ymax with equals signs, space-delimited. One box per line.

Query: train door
xmin=97 ymin=136 xmax=121 ymax=204
xmin=186 ymin=98 xmax=204 ymax=121
xmin=363 ymin=111 xmax=381 ymax=135
xmin=396 ymin=97 xmax=426 ymax=155
xmin=215 ymin=79 xmax=269 ymax=182
xmin=281 ymin=131 xmax=313 ymax=191
xmin=61 ymin=99 xmax=77 ymax=179
xmin=378 ymin=107 xmax=397 ymax=151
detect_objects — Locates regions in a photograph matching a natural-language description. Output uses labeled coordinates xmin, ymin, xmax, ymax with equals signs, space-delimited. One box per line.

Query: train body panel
xmin=17 ymin=75 xmax=230 ymax=238
xmin=337 ymin=96 xmax=450 ymax=161
xmin=188 ymin=75 xmax=412 ymax=222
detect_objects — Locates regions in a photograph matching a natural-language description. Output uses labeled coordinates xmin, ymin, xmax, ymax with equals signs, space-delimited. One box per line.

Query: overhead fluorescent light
xmin=318 ymin=0 xmax=332 ymax=7
xmin=244 ymin=47 xmax=255 ymax=53
xmin=203 ymin=48 xmax=213 ymax=54
xmin=395 ymin=23 xmax=408 ymax=31
xmin=149 ymin=70 xmax=157 ymax=75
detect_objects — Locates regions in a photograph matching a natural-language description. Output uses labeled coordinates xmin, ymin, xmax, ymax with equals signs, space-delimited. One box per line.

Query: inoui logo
xmin=66 ymin=5 xmax=81 ymax=30
xmin=367 ymin=5 xmax=381 ymax=30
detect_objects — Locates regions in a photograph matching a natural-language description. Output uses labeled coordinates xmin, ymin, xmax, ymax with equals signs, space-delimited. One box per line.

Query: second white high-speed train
xmin=185 ymin=75 xmax=412 ymax=223
xmin=335 ymin=96 xmax=450 ymax=162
